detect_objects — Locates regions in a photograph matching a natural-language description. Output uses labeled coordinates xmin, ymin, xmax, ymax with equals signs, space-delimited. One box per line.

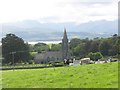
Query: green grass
xmin=0 ymin=71 xmax=2 ymax=89
xmin=2 ymin=62 xmax=118 ymax=88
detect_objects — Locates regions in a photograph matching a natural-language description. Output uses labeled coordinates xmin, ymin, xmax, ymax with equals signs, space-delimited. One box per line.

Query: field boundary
xmin=0 ymin=65 xmax=65 ymax=70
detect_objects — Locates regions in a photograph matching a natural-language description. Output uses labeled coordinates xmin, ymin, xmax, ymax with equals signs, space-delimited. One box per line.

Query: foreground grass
xmin=2 ymin=62 xmax=118 ymax=88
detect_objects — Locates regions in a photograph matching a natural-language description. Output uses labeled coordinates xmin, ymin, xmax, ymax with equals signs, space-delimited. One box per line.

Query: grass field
xmin=2 ymin=62 xmax=118 ymax=88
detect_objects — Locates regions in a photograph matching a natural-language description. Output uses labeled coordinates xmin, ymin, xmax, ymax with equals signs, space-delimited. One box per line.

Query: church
xmin=34 ymin=28 xmax=70 ymax=64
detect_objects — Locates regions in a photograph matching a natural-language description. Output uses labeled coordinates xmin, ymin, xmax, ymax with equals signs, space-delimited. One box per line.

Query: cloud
xmin=0 ymin=0 xmax=118 ymax=24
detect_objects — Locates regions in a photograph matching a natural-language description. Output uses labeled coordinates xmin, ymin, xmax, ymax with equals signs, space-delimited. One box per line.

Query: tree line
xmin=69 ymin=34 xmax=118 ymax=60
xmin=1 ymin=33 xmax=119 ymax=65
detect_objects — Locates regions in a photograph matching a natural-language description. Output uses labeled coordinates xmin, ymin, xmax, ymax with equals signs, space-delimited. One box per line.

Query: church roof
xmin=34 ymin=51 xmax=62 ymax=61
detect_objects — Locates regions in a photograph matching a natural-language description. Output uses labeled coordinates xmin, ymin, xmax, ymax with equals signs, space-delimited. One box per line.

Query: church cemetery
xmin=2 ymin=62 xmax=118 ymax=88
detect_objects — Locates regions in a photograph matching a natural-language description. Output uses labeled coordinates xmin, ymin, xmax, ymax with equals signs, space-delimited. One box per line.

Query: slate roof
xmin=34 ymin=51 xmax=62 ymax=63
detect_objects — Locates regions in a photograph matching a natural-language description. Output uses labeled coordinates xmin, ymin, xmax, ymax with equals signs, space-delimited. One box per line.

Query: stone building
xmin=34 ymin=28 xmax=69 ymax=64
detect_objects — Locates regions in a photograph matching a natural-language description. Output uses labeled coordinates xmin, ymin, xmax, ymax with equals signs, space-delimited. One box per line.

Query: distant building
xmin=80 ymin=58 xmax=90 ymax=65
xmin=34 ymin=28 xmax=70 ymax=64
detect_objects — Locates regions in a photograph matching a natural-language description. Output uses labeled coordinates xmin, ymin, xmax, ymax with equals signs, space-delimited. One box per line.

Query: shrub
xmin=88 ymin=52 xmax=103 ymax=61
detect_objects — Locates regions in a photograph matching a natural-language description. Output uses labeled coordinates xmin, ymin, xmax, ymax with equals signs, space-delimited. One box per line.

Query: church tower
xmin=62 ymin=28 xmax=69 ymax=60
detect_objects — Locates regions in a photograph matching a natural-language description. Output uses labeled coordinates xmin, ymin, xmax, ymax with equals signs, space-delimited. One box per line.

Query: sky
xmin=0 ymin=0 xmax=118 ymax=24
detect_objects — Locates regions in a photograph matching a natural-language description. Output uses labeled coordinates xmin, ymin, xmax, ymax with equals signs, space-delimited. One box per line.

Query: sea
xmin=27 ymin=40 xmax=62 ymax=45
xmin=0 ymin=40 xmax=62 ymax=45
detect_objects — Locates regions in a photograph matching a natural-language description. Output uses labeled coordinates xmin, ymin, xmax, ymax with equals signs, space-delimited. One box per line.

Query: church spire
xmin=62 ymin=28 xmax=69 ymax=60
xmin=63 ymin=27 xmax=68 ymax=39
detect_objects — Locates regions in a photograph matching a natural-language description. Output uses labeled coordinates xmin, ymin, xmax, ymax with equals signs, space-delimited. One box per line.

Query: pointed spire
xmin=63 ymin=28 xmax=68 ymax=39
xmin=62 ymin=27 xmax=68 ymax=60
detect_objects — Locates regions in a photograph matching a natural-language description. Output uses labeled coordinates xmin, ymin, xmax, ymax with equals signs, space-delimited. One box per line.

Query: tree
xmin=50 ymin=43 xmax=61 ymax=51
xmin=30 ymin=52 xmax=38 ymax=60
xmin=73 ymin=43 xmax=86 ymax=58
xmin=107 ymin=34 xmax=118 ymax=56
xmin=69 ymin=38 xmax=82 ymax=58
xmin=116 ymin=36 xmax=120 ymax=60
xmin=84 ymin=40 xmax=92 ymax=53
xmin=33 ymin=43 xmax=50 ymax=53
xmin=108 ymin=45 xmax=117 ymax=56
xmin=99 ymin=40 xmax=111 ymax=56
xmin=89 ymin=40 xmax=100 ymax=53
xmin=69 ymin=38 xmax=81 ymax=50
xmin=2 ymin=33 xmax=30 ymax=64
xmin=88 ymin=52 xmax=103 ymax=61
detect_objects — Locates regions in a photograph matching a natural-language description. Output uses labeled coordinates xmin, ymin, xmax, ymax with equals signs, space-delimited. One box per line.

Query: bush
xmin=28 ymin=60 xmax=35 ymax=64
xmin=30 ymin=52 xmax=38 ymax=60
xmin=88 ymin=52 xmax=103 ymax=61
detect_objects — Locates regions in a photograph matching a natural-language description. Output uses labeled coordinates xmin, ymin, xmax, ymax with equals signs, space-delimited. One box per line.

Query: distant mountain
xmin=1 ymin=19 xmax=117 ymax=41
xmin=76 ymin=20 xmax=117 ymax=33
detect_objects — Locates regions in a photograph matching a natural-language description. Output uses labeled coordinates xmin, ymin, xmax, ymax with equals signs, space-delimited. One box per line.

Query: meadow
xmin=2 ymin=62 xmax=118 ymax=88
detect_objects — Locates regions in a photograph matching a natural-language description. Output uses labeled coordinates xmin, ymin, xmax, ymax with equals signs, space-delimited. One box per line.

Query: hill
xmin=1 ymin=20 xmax=117 ymax=41
xmin=2 ymin=62 xmax=118 ymax=88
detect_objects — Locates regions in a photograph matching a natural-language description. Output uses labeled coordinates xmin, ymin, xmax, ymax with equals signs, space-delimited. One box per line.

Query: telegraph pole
xmin=8 ymin=50 xmax=29 ymax=70
xmin=11 ymin=52 xmax=16 ymax=70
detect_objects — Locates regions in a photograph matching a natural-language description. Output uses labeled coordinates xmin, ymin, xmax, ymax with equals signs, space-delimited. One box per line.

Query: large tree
xmin=2 ymin=33 xmax=30 ymax=64
xmin=69 ymin=38 xmax=81 ymax=50
xmin=73 ymin=43 xmax=86 ymax=58
xmin=89 ymin=40 xmax=100 ymax=53
xmin=99 ymin=40 xmax=111 ymax=56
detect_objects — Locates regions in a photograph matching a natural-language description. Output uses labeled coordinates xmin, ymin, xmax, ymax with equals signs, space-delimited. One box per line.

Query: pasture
xmin=2 ymin=62 xmax=118 ymax=88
